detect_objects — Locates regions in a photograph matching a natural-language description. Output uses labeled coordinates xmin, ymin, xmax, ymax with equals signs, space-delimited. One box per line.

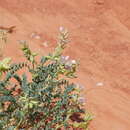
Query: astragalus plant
xmin=0 ymin=28 xmax=92 ymax=130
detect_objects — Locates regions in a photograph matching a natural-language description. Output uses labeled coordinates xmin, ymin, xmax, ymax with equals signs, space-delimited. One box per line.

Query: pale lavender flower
xmin=64 ymin=64 xmax=72 ymax=70
xmin=65 ymin=60 xmax=73 ymax=70
xmin=60 ymin=55 xmax=69 ymax=64
xmin=65 ymin=56 xmax=69 ymax=60
xmin=78 ymin=97 xmax=86 ymax=104
xmin=75 ymin=84 xmax=84 ymax=91
xmin=60 ymin=56 xmax=77 ymax=70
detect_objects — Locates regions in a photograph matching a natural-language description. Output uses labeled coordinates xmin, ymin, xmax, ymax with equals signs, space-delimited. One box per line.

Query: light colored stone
xmin=42 ymin=41 xmax=48 ymax=47
xmin=30 ymin=32 xmax=36 ymax=38
xmin=96 ymin=82 xmax=104 ymax=86
xmin=35 ymin=35 xmax=41 ymax=39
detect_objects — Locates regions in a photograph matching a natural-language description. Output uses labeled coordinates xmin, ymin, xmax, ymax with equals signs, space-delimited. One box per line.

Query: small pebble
xmin=35 ymin=35 xmax=41 ymax=39
xmin=59 ymin=26 xmax=64 ymax=32
xmin=30 ymin=32 xmax=41 ymax=39
xmin=30 ymin=32 xmax=36 ymax=38
xmin=71 ymin=60 xmax=76 ymax=64
xmin=78 ymin=97 xmax=86 ymax=104
xmin=96 ymin=82 xmax=104 ymax=86
xmin=42 ymin=41 xmax=48 ymax=47
xmin=18 ymin=40 xmax=26 ymax=44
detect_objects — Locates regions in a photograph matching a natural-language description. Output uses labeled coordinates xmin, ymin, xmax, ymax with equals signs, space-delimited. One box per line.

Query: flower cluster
xmin=60 ymin=55 xmax=77 ymax=70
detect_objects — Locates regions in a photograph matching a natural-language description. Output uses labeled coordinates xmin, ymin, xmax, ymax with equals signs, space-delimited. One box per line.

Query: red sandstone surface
xmin=0 ymin=0 xmax=130 ymax=130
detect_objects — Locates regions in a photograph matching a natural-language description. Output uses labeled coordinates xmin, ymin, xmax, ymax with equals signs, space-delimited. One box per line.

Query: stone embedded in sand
xmin=30 ymin=32 xmax=41 ymax=39
xmin=71 ymin=60 xmax=76 ymax=64
xmin=35 ymin=35 xmax=41 ymax=39
xmin=59 ymin=26 xmax=64 ymax=32
xmin=42 ymin=41 xmax=48 ymax=47
xmin=18 ymin=40 xmax=26 ymax=44
xmin=96 ymin=82 xmax=104 ymax=86
xmin=30 ymin=32 xmax=36 ymax=38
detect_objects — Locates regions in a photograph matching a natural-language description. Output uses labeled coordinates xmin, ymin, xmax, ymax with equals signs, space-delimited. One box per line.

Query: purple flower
xmin=60 ymin=56 xmax=77 ymax=70
xmin=60 ymin=55 xmax=69 ymax=64
xmin=75 ymin=84 xmax=84 ymax=91
xmin=78 ymin=97 xmax=86 ymax=104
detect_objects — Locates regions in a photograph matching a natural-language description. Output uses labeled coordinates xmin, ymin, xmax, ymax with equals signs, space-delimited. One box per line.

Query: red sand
xmin=0 ymin=0 xmax=130 ymax=129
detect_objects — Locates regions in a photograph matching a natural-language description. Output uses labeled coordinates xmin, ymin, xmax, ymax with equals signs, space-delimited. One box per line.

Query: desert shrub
xmin=0 ymin=28 xmax=92 ymax=129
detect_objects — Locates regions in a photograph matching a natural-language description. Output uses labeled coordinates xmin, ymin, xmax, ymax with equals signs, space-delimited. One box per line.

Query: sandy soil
xmin=0 ymin=0 xmax=130 ymax=129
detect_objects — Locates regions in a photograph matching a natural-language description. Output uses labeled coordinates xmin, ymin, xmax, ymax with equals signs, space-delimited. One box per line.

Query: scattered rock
xmin=42 ymin=41 xmax=49 ymax=47
xmin=59 ymin=26 xmax=64 ymax=32
xmin=30 ymin=32 xmax=36 ymax=38
xmin=30 ymin=32 xmax=41 ymax=39
xmin=96 ymin=82 xmax=104 ymax=87
xmin=71 ymin=60 xmax=76 ymax=64
xmin=35 ymin=35 xmax=41 ymax=39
